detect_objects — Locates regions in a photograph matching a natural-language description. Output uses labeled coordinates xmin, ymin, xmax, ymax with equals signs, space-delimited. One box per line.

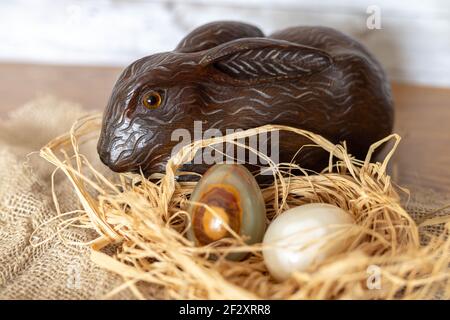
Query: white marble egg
xmin=262 ymin=203 xmax=354 ymax=281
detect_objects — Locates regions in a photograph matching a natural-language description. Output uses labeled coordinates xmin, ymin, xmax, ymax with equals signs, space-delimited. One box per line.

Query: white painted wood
xmin=0 ymin=0 xmax=449 ymax=86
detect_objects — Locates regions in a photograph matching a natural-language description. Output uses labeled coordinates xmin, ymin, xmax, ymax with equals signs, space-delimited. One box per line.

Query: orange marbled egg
xmin=187 ymin=164 xmax=266 ymax=260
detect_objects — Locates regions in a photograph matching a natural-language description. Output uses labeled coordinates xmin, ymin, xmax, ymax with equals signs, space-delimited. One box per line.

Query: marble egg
xmin=263 ymin=203 xmax=355 ymax=281
xmin=187 ymin=164 xmax=266 ymax=260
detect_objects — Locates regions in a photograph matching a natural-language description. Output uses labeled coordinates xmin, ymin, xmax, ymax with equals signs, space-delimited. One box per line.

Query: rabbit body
xmin=98 ymin=21 xmax=394 ymax=177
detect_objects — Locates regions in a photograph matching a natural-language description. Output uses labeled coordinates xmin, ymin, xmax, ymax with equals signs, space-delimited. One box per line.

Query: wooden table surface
xmin=1 ymin=63 xmax=449 ymax=193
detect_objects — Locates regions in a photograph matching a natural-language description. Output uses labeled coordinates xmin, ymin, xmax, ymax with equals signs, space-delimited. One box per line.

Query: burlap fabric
xmin=0 ymin=98 xmax=134 ymax=299
xmin=0 ymin=97 xmax=448 ymax=299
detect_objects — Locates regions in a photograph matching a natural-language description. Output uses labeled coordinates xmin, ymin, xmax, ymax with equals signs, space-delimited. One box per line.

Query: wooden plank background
xmin=0 ymin=0 xmax=449 ymax=86
xmin=1 ymin=63 xmax=449 ymax=193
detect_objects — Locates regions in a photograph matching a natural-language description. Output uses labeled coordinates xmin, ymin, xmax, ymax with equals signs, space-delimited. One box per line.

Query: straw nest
xmin=39 ymin=114 xmax=449 ymax=299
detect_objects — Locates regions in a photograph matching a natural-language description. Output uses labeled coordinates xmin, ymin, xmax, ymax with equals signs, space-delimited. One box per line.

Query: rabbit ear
xmin=200 ymin=38 xmax=332 ymax=83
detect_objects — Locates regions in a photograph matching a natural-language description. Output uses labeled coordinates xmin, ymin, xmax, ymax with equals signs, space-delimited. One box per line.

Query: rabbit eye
xmin=143 ymin=91 xmax=162 ymax=110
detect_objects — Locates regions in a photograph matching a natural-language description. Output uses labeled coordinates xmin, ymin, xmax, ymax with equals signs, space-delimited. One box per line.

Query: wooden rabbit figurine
xmin=98 ymin=21 xmax=394 ymax=177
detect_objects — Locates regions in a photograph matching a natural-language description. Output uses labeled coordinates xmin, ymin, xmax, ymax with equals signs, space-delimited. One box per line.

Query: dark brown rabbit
xmin=98 ymin=21 xmax=394 ymax=178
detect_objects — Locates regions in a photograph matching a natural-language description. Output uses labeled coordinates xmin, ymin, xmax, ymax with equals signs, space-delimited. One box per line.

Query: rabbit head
xmin=97 ymin=37 xmax=336 ymax=176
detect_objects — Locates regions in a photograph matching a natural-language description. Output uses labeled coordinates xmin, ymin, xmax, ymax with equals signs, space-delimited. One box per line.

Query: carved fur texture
xmin=98 ymin=21 xmax=394 ymax=177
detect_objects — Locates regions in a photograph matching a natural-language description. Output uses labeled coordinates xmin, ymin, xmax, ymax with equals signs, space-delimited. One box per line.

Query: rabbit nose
xmin=99 ymin=149 xmax=132 ymax=172
xmin=98 ymin=147 xmax=112 ymax=169
xmin=103 ymin=148 xmax=132 ymax=171
xmin=98 ymin=139 xmax=132 ymax=173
